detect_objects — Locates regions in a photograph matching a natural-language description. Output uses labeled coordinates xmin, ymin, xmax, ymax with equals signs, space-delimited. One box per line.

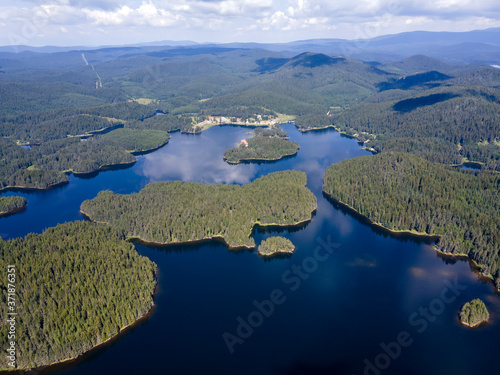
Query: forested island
xmin=323 ymin=152 xmax=500 ymax=289
xmin=460 ymin=299 xmax=489 ymax=327
xmin=257 ymin=236 xmax=295 ymax=257
xmin=0 ymin=196 xmax=27 ymax=216
xmin=223 ymin=126 xmax=299 ymax=164
xmin=81 ymin=171 xmax=317 ymax=249
xmin=0 ymin=222 xmax=157 ymax=371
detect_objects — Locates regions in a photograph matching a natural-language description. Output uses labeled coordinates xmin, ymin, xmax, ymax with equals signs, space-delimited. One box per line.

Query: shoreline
xmin=0 ymin=180 xmax=69 ymax=194
xmin=258 ymin=248 xmax=295 ymax=257
xmin=67 ymin=123 xmax=124 ymax=139
xmin=223 ymin=149 xmax=299 ymax=164
xmin=0 ymin=160 xmax=136 ymax=193
xmin=435 ymin=249 xmax=497 ymax=288
xmin=0 ymin=204 xmax=27 ymax=218
xmin=322 ymin=191 xmax=437 ymax=239
xmin=71 ymin=160 xmax=137 ymax=178
xmin=297 ymin=124 xmax=337 ymax=133
xmin=129 ymin=234 xmax=255 ymax=251
xmin=129 ymin=140 xmax=170 ymax=156
xmin=2 ymin=268 xmax=159 ymax=374
xmin=322 ymin=190 xmax=500 ymax=292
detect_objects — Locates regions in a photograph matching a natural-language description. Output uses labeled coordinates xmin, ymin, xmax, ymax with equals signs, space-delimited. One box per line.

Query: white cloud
xmin=82 ymin=1 xmax=181 ymax=27
xmin=0 ymin=0 xmax=500 ymax=45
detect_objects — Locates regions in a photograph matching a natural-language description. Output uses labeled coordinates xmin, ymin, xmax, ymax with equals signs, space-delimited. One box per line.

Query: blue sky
xmin=1 ymin=0 xmax=500 ymax=46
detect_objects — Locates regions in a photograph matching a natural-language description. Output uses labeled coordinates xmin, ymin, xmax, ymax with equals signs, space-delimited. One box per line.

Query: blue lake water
xmin=1 ymin=124 xmax=499 ymax=375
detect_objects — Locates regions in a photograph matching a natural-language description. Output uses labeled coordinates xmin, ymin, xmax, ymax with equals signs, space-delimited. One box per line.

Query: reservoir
xmin=1 ymin=124 xmax=499 ymax=375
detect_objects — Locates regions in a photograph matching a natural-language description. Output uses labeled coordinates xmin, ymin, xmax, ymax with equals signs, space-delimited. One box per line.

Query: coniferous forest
xmin=81 ymin=171 xmax=317 ymax=248
xmin=257 ymin=236 xmax=296 ymax=257
xmin=0 ymin=196 xmax=26 ymax=216
xmin=323 ymin=152 xmax=500 ymax=289
xmin=0 ymin=222 xmax=157 ymax=370
xmin=100 ymin=128 xmax=170 ymax=154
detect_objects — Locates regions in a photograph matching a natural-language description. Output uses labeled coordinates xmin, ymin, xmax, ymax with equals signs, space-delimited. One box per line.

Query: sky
xmin=1 ymin=0 xmax=500 ymax=47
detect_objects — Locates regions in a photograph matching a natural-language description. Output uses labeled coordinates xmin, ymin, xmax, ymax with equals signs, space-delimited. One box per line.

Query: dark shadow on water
xmin=322 ymin=192 xmax=439 ymax=246
xmin=0 ymin=205 xmax=27 ymax=219
xmin=132 ymin=237 xmax=255 ymax=255
xmin=322 ymin=192 xmax=500 ymax=294
xmin=437 ymin=251 xmax=500 ymax=293
xmin=130 ymin=141 xmax=170 ymax=156
xmin=298 ymin=126 xmax=338 ymax=136
xmin=251 ymin=219 xmax=312 ymax=236
xmin=0 ymin=180 xmax=69 ymax=194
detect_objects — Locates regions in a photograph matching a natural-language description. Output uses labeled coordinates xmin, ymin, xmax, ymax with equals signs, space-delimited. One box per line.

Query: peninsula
xmin=323 ymin=152 xmax=500 ymax=290
xmin=81 ymin=171 xmax=317 ymax=249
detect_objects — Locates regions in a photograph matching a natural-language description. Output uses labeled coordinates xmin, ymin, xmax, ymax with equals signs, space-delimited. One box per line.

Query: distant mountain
xmin=377 ymin=70 xmax=452 ymax=91
xmin=382 ymin=55 xmax=454 ymax=75
xmin=0 ymin=40 xmax=198 ymax=54
xmin=370 ymin=28 xmax=500 ymax=46
xmin=1 ymin=27 xmax=499 ymax=64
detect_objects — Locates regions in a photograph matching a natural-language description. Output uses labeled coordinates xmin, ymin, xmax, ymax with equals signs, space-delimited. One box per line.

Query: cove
xmin=1 ymin=124 xmax=499 ymax=375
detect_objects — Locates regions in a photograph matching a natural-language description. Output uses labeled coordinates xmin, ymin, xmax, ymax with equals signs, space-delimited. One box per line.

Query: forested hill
xmin=81 ymin=171 xmax=317 ymax=248
xmin=0 ymin=196 xmax=26 ymax=216
xmin=323 ymin=152 xmax=500 ymax=289
xmin=0 ymin=222 xmax=157 ymax=370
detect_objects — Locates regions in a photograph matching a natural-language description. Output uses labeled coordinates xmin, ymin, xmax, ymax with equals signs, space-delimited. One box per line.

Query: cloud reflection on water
xmin=136 ymin=131 xmax=258 ymax=185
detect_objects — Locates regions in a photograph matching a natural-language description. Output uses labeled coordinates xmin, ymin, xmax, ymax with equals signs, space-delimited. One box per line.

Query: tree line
xmin=257 ymin=236 xmax=295 ymax=256
xmin=0 ymin=222 xmax=157 ymax=370
xmin=323 ymin=152 xmax=500 ymax=289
